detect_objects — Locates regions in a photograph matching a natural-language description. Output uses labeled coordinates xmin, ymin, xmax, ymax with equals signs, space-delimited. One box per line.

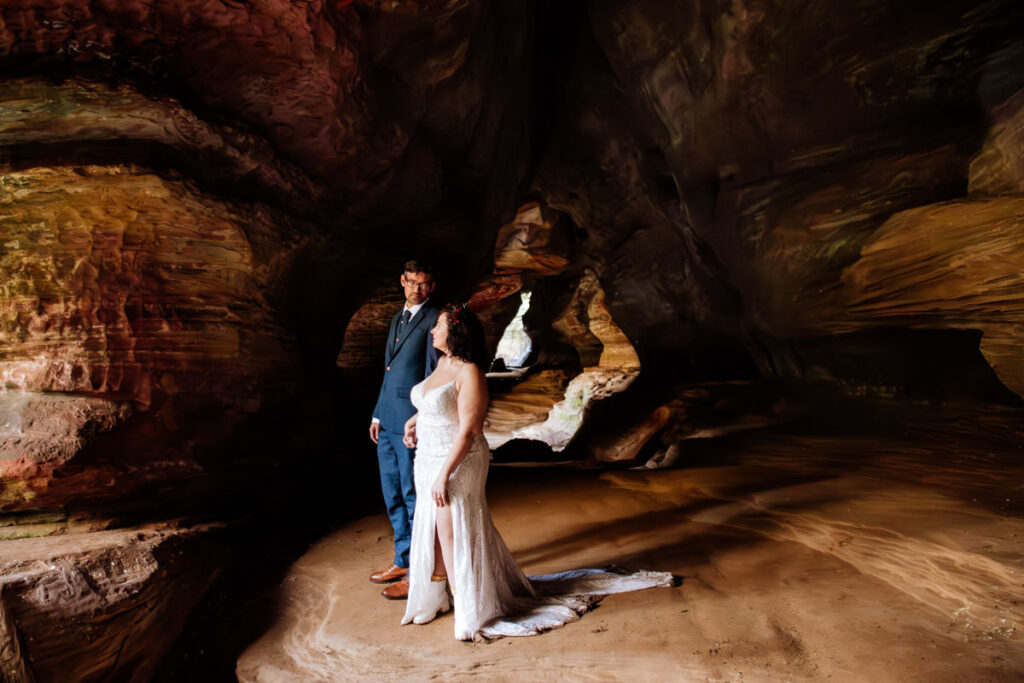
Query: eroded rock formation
xmin=0 ymin=164 xmax=299 ymax=512
xmin=507 ymin=269 xmax=641 ymax=451
xmin=0 ymin=524 xmax=223 ymax=682
xmin=0 ymin=0 xmax=1021 ymax=680
xmin=535 ymin=0 xmax=1024 ymax=395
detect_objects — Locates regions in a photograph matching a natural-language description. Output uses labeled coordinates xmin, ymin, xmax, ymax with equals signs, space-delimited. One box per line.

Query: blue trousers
xmin=377 ymin=429 xmax=416 ymax=568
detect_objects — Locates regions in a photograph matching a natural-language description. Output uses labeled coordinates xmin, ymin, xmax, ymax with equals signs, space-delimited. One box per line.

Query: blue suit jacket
xmin=372 ymin=303 xmax=441 ymax=433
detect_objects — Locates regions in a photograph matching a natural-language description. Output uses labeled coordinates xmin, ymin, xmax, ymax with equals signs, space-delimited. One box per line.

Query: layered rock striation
xmin=0 ymin=524 xmax=223 ymax=682
xmin=0 ymin=165 xmax=299 ymax=511
xmin=535 ymin=0 xmax=1024 ymax=399
xmin=0 ymin=0 xmax=1022 ymax=680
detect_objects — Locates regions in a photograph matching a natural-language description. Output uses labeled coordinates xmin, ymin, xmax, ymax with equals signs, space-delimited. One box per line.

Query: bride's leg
xmin=436 ymin=503 xmax=455 ymax=590
xmin=432 ymin=526 xmax=446 ymax=577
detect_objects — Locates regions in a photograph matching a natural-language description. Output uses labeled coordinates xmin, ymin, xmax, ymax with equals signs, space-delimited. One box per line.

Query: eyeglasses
xmin=403 ymin=276 xmax=433 ymax=290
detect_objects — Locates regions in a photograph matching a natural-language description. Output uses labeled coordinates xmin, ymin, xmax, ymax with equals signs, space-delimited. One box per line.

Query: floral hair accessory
xmin=451 ymin=305 xmax=463 ymax=325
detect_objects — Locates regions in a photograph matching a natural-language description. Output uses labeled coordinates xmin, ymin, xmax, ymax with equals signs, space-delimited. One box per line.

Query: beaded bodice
xmin=411 ymin=379 xmax=459 ymax=458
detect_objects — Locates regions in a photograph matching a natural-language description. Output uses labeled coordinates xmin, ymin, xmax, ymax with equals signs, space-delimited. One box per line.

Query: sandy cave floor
xmin=235 ymin=414 xmax=1024 ymax=681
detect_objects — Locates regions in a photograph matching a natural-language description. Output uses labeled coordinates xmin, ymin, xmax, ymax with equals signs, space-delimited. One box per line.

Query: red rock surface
xmin=0 ymin=1 xmax=1021 ymax=679
xmin=0 ymin=165 xmax=298 ymax=511
xmin=0 ymin=0 xmax=364 ymax=189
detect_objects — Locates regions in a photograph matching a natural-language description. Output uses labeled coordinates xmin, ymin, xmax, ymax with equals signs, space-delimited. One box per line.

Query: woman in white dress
xmin=401 ymin=304 xmax=672 ymax=641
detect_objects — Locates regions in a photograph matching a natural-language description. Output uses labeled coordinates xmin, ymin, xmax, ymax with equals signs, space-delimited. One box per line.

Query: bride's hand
xmin=431 ymin=474 xmax=449 ymax=507
xmin=403 ymin=424 xmax=417 ymax=449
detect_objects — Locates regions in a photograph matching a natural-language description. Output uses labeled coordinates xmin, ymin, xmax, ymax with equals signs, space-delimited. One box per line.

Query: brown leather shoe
xmin=381 ymin=578 xmax=409 ymax=600
xmin=370 ymin=565 xmax=408 ymax=584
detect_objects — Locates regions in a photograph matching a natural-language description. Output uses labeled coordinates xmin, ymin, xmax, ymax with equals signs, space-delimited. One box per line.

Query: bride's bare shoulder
xmin=454 ymin=361 xmax=486 ymax=387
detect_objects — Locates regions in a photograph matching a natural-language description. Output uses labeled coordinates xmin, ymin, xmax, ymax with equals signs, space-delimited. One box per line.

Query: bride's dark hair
xmin=441 ymin=303 xmax=487 ymax=367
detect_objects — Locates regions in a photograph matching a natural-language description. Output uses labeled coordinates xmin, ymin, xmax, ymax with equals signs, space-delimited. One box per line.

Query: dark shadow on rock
xmin=153 ymin=379 xmax=384 ymax=682
xmin=492 ymin=438 xmax=564 ymax=464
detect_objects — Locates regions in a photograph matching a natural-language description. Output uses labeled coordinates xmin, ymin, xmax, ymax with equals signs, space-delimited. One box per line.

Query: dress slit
xmin=402 ymin=378 xmax=673 ymax=640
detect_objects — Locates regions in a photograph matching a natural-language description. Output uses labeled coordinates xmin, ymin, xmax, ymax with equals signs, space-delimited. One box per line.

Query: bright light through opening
xmin=493 ymin=291 xmax=532 ymax=369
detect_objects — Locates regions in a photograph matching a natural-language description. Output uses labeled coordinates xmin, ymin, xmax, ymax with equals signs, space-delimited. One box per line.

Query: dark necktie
xmin=398 ymin=310 xmax=411 ymax=336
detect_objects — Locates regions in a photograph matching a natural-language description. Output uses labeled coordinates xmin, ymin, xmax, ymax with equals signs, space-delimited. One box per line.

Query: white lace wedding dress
xmin=401 ymin=378 xmax=674 ymax=641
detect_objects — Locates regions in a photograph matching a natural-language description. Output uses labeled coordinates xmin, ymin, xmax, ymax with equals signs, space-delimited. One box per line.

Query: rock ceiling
xmin=0 ymin=2 xmax=1023 ymax=676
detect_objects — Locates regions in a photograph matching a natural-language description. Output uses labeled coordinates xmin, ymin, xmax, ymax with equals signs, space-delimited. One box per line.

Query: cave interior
xmin=0 ymin=0 xmax=1023 ymax=680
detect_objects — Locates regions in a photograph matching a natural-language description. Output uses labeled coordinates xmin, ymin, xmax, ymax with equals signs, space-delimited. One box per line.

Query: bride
xmin=400 ymin=303 xmax=672 ymax=641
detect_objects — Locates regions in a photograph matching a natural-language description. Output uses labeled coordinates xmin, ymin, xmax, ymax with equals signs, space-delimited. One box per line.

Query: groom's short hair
xmin=403 ymin=259 xmax=432 ymax=275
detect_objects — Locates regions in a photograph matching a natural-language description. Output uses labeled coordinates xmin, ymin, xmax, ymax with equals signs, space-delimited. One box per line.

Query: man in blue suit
xmin=368 ymin=260 xmax=441 ymax=599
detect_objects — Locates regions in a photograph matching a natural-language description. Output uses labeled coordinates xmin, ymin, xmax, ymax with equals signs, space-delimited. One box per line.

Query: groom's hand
xmin=369 ymin=421 xmax=380 ymax=444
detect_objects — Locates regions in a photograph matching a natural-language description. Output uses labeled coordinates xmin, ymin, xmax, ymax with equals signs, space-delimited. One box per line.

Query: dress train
xmin=401 ymin=379 xmax=673 ymax=641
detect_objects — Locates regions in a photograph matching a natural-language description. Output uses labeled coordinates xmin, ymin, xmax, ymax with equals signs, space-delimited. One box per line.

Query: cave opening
xmin=491 ymin=290 xmax=534 ymax=371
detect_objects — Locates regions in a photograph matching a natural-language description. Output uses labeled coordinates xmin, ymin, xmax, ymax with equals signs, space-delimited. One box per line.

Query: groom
xmin=369 ymin=260 xmax=440 ymax=600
